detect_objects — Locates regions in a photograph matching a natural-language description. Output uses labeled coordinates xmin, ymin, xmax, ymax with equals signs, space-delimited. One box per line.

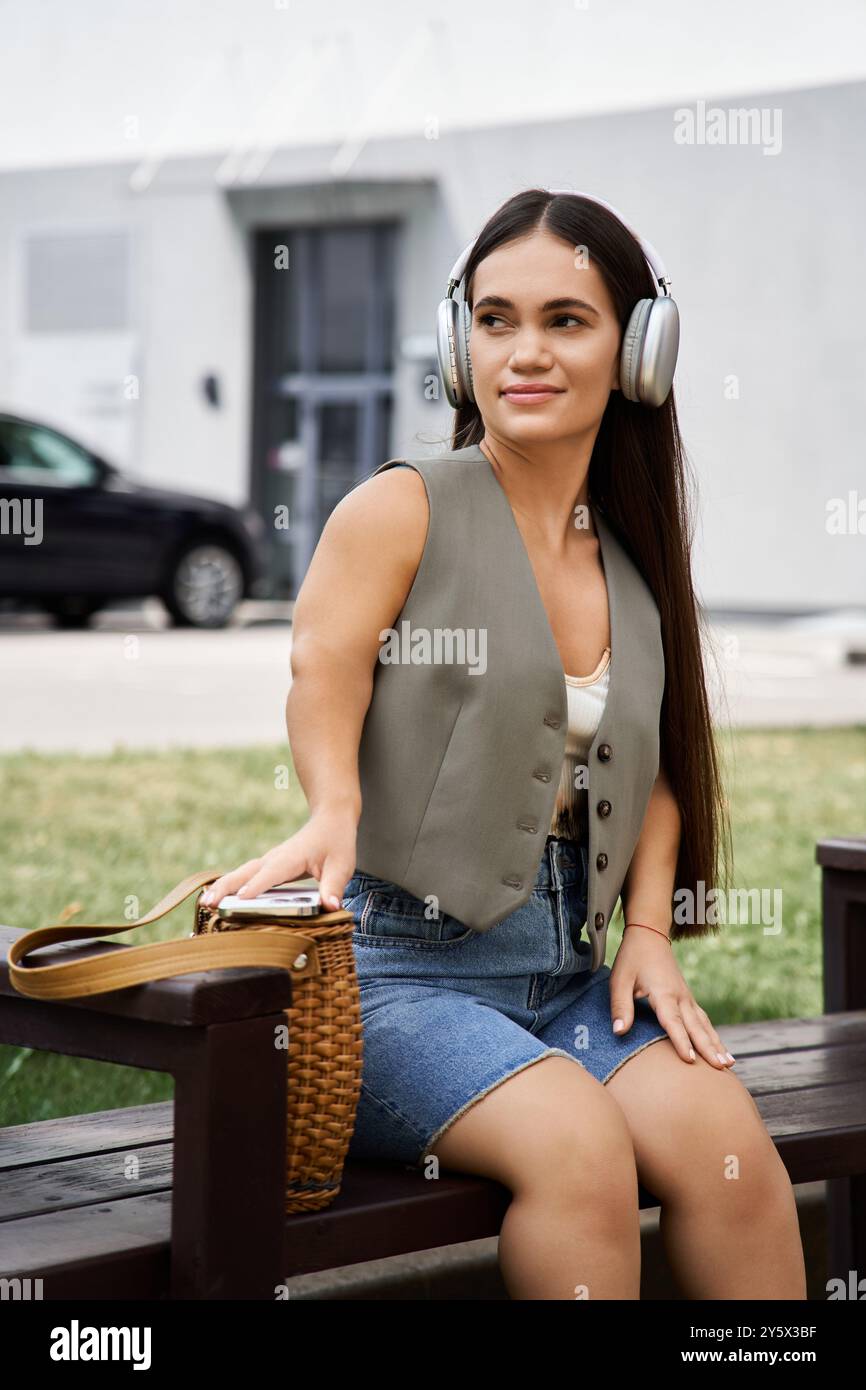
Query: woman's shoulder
xmin=362 ymin=445 xmax=484 ymax=485
xmin=331 ymin=447 xmax=490 ymax=557
xmin=343 ymin=447 xmax=483 ymax=511
xmin=312 ymin=464 xmax=431 ymax=612
xmin=331 ymin=458 xmax=429 ymax=537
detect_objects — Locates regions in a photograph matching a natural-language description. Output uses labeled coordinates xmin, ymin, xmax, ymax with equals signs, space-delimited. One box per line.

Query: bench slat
xmin=730 ymin=1039 xmax=866 ymax=1093
xmin=756 ymin=1079 xmax=866 ymax=1135
xmin=714 ymin=1013 xmax=866 ymax=1054
xmin=0 ymin=1102 xmax=173 ymax=1170
xmin=0 ymin=1146 xmax=172 ymax=1222
xmin=1 ymin=1192 xmax=171 ymax=1299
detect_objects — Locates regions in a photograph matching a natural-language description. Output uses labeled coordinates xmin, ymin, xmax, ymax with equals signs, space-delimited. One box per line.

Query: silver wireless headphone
xmin=436 ymin=187 xmax=680 ymax=410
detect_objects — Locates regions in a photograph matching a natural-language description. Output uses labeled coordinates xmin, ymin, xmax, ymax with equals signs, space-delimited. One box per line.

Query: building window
xmin=25 ymin=230 xmax=131 ymax=333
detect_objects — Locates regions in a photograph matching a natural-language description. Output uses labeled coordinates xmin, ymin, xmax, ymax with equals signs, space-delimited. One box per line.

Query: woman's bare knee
xmin=426 ymin=1055 xmax=637 ymax=1201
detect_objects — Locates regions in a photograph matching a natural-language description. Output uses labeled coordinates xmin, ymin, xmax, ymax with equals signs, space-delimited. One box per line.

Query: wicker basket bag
xmin=7 ymin=869 xmax=364 ymax=1214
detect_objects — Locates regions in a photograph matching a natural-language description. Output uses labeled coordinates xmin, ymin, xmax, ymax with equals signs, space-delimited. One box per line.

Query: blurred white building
xmin=0 ymin=1 xmax=863 ymax=604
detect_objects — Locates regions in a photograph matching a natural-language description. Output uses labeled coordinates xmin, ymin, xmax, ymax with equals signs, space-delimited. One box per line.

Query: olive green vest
xmin=352 ymin=443 xmax=665 ymax=972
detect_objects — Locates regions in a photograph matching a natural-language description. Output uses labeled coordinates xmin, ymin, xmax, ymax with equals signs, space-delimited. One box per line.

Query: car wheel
xmin=164 ymin=542 xmax=244 ymax=628
xmin=44 ymin=597 xmax=103 ymax=629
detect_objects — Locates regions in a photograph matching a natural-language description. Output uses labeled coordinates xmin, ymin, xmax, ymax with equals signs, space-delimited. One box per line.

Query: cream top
xmin=548 ymin=647 xmax=611 ymax=840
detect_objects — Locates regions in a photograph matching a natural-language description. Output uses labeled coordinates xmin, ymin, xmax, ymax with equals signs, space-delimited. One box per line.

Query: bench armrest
xmin=816 ymin=837 xmax=866 ymax=1014
xmin=0 ymin=925 xmax=293 ymax=1027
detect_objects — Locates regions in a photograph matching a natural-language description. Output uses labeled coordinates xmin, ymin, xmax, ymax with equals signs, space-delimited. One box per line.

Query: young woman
xmin=203 ymin=189 xmax=806 ymax=1300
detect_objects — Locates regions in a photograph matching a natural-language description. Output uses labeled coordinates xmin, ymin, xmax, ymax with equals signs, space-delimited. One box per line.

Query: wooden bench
xmin=2 ymin=834 xmax=865 ymax=1301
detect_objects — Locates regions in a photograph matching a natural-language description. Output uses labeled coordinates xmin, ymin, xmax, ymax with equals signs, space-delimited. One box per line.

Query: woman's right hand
xmin=200 ymin=807 xmax=358 ymax=912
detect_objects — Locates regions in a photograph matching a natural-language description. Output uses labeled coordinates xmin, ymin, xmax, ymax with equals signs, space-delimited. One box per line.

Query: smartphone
xmin=217 ymin=885 xmax=322 ymax=920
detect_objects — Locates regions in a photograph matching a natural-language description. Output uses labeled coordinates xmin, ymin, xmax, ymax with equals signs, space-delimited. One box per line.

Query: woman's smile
xmin=500 ymin=384 xmax=566 ymax=405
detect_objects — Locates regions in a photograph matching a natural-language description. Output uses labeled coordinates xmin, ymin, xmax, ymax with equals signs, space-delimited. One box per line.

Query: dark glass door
xmin=250 ymin=222 xmax=397 ymax=596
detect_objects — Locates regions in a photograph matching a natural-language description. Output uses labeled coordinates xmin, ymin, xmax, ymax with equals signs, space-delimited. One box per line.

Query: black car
xmin=0 ymin=412 xmax=270 ymax=627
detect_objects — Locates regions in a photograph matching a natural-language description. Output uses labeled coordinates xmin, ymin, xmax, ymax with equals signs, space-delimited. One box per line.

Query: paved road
xmin=0 ymin=603 xmax=295 ymax=752
xmin=1 ymin=604 xmax=865 ymax=752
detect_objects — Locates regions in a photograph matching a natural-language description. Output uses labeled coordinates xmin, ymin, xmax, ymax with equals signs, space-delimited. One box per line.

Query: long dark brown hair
xmin=449 ymin=188 xmax=731 ymax=944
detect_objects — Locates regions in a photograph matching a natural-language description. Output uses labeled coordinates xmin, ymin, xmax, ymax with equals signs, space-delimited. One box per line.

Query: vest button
xmin=596 ymin=853 xmax=608 ymax=870
xmin=533 ymin=770 xmax=551 ymax=782
xmin=594 ymin=912 xmax=605 ymax=929
xmin=544 ymin=714 xmax=561 ymax=729
xmin=597 ymin=743 xmax=612 ymax=761
xmin=503 ymin=876 xmax=523 ymax=889
xmin=597 ymin=799 xmax=612 ymax=818
xmin=518 ymin=821 xmax=538 ymax=834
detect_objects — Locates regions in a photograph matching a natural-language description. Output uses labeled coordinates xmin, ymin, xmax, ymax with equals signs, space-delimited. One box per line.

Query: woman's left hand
xmin=609 ymin=927 xmax=735 ymax=1069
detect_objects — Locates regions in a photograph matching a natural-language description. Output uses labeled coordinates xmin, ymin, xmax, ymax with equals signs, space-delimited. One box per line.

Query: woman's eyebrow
xmin=473 ymin=294 xmax=600 ymax=316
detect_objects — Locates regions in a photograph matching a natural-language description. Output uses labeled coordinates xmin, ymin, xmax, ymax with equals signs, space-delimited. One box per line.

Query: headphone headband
xmin=445 ymin=187 xmax=671 ymax=300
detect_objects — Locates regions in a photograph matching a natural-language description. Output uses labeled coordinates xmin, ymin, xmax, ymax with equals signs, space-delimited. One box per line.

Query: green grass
xmin=2 ymin=729 xmax=865 ymax=1127
xmin=609 ymin=725 xmax=866 ymax=1024
xmin=1 ymin=745 xmax=309 ymax=1127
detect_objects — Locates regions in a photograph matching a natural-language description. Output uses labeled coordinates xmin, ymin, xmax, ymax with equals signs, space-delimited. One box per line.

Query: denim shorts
xmin=341 ymin=834 xmax=669 ymax=1169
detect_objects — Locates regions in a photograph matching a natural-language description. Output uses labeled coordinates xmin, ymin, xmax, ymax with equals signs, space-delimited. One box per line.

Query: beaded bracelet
xmin=625 ymin=921 xmax=672 ymax=945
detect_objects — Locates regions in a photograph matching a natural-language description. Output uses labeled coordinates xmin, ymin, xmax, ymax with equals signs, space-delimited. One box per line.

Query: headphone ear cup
xmin=620 ymin=296 xmax=680 ymax=406
xmin=436 ymin=298 xmax=463 ymax=409
xmin=458 ymin=300 xmax=475 ymax=403
xmin=620 ymin=298 xmax=652 ymax=403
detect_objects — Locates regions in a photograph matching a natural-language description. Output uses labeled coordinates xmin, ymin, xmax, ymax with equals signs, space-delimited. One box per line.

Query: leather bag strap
xmin=7 ymin=870 xmax=352 ymax=1000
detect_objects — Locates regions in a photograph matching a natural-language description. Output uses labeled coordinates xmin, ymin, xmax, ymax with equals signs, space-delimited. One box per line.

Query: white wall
xmin=0 ymin=163 xmax=251 ymax=506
